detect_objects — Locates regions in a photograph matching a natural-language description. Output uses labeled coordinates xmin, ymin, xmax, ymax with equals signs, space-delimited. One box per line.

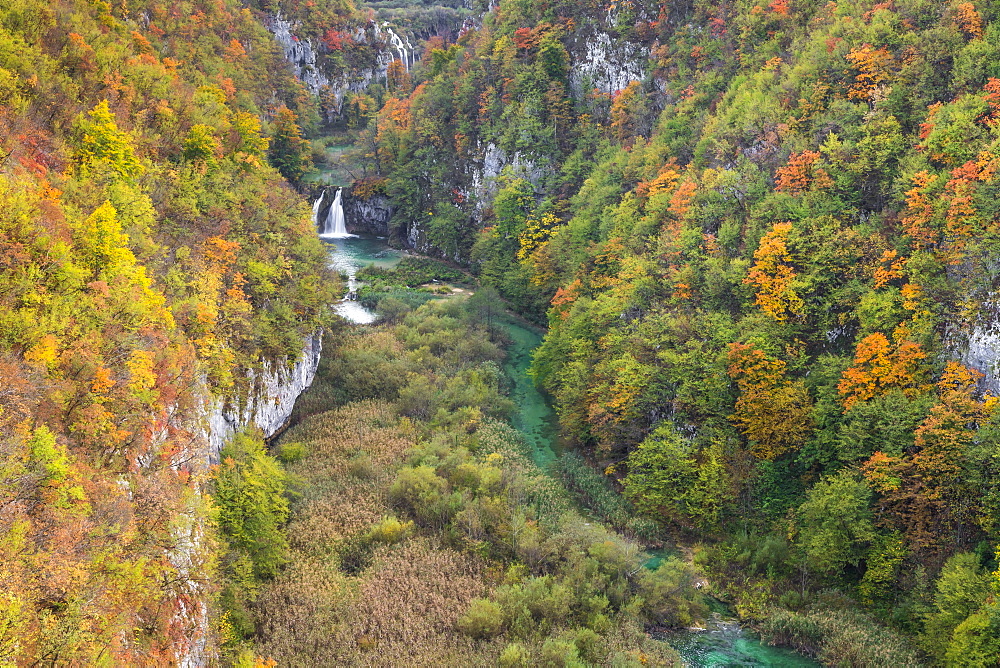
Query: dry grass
xmin=253 ymin=401 xmax=500 ymax=666
xmin=250 ymin=308 xmax=689 ymax=666
xmin=256 ymin=538 xmax=498 ymax=666
xmin=282 ymin=401 xmax=412 ymax=550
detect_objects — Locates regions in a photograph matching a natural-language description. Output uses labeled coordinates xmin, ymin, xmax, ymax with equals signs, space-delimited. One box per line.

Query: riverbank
xmin=307 ymin=236 xmax=824 ymax=665
xmin=236 ymin=300 xmax=694 ymax=665
xmin=495 ymin=316 xmax=823 ymax=668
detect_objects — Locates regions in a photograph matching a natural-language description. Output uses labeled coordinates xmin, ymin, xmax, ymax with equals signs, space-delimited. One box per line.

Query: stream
xmin=496 ymin=317 xmax=562 ymax=468
xmin=321 ymin=235 xmax=404 ymax=324
xmin=497 ymin=315 xmax=821 ymax=668
xmin=325 ymin=235 xmax=820 ymax=667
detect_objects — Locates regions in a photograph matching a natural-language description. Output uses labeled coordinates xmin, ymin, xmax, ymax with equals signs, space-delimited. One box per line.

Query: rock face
xmin=205 ymin=332 xmax=323 ymax=460
xmin=174 ymin=318 xmax=323 ymax=668
xmin=268 ymin=14 xmax=330 ymax=96
xmin=173 ymin=518 xmax=210 ymax=668
xmin=343 ymin=192 xmax=394 ymax=237
xmin=266 ymin=14 xmax=413 ymax=119
xmin=568 ymin=30 xmax=646 ymax=96
xmin=468 ymin=141 xmax=550 ymax=211
xmin=960 ymin=304 xmax=1000 ymax=394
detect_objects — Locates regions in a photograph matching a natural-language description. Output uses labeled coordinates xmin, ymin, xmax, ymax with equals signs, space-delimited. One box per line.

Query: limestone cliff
xmin=343 ymin=191 xmax=394 ymax=237
xmin=205 ymin=332 xmax=323 ymax=461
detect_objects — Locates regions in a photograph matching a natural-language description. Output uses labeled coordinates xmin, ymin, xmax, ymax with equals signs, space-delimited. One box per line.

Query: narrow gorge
xmin=3 ymin=0 xmax=1000 ymax=665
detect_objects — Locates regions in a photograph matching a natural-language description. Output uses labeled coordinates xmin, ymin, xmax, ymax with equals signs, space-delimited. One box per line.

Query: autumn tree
xmin=268 ymin=106 xmax=312 ymax=183
xmin=846 ymin=44 xmax=894 ymax=105
xmin=183 ymin=124 xmax=221 ymax=167
xmin=609 ymin=81 xmax=644 ymax=145
xmin=744 ymin=222 xmax=804 ymax=322
xmin=72 ymin=100 xmax=143 ymax=181
xmin=774 ymin=151 xmax=832 ymax=194
xmin=214 ymin=429 xmax=290 ymax=576
xmin=386 ymin=59 xmax=410 ymax=95
xmin=838 ymin=329 xmax=931 ymax=410
xmin=727 ymin=343 xmax=813 ymax=460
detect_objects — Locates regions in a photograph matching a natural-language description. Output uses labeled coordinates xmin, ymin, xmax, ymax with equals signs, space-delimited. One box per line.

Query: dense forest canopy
xmin=355 ymin=0 xmax=1000 ymax=663
xmin=4 ymin=0 xmax=1000 ymax=664
xmin=0 ymin=0 xmax=338 ymax=661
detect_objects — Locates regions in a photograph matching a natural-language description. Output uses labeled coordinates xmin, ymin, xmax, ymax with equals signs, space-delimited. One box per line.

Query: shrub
xmin=357 ymin=256 xmax=465 ymax=287
xmin=389 ymin=465 xmax=448 ymax=511
xmin=539 ymin=637 xmax=583 ymax=667
xmin=638 ymin=558 xmax=708 ymax=628
xmin=389 ymin=464 xmax=463 ymax=528
xmin=499 ymin=643 xmax=532 ymax=667
xmin=457 ymin=598 xmax=505 ymax=639
xmin=339 ymin=516 xmax=414 ymax=575
xmin=366 ymin=515 xmax=413 ymax=545
xmin=357 ymin=285 xmax=437 ymax=312
xmin=555 ymin=452 xmax=660 ymax=540
xmin=346 ymin=452 xmax=376 ymax=479
xmin=276 ymin=441 xmax=306 ymax=463
xmin=573 ymin=627 xmax=603 ymax=664
xmin=376 ymin=296 xmax=411 ymax=324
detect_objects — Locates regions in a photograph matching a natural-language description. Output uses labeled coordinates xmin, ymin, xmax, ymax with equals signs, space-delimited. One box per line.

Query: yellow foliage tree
xmin=744 ymin=222 xmax=804 ymax=321
xmin=72 ymin=100 xmax=143 ymax=181
xmin=727 ymin=343 xmax=813 ymax=460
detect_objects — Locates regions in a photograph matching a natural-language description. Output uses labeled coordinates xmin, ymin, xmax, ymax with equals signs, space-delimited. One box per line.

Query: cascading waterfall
xmin=311 ymin=190 xmax=325 ymax=228
xmin=316 ymin=186 xmax=368 ymax=321
xmin=318 ymin=187 xmax=354 ymax=239
xmin=382 ymin=23 xmax=412 ymax=71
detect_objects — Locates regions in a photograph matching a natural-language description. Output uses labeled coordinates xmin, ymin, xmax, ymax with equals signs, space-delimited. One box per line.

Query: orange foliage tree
xmin=744 ymin=222 xmax=804 ymax=321
xmin=775 ymin=151 xmax=833 ymax=194
xmin=609 ymin=80 xmax=643 ymax=145
xmin=952 ymin=2 xmax=984 ymax=38
xmin=900 ymin=171 xmax=941 ymax=249
xmin=838 ymin=329 xmax=931 ymax=410
xmin=862 ymin=363 xmax=995 ymax=558
xmin=846 ymin=44 xmax=894 ymax=104
xmin=727 ymin=343 xmax=813 ymax=460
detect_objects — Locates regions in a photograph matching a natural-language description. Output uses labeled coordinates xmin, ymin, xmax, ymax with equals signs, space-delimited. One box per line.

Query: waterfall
xmin=381 ymin=23 xmax=411 ymax=71
xmin=319 ymin=187 xmax=355 ymax=239
xmin=312 ymin=190 xmax=325 ymax=232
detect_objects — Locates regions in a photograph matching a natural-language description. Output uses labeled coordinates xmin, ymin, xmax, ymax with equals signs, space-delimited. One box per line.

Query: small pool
xmin=656 ymin=620 xmax=819 ymax=668
xmin=321 ymin=235 xmax=405 ymax=324
xmin=321 ymin=235 xmax=405 ymax=276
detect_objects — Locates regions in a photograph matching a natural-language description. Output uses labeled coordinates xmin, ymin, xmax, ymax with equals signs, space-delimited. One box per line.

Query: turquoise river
xmin=326 ymin=235 xmax=822 ymax=668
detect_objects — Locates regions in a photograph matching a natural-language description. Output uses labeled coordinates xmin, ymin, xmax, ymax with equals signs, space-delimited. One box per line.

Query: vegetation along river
xmin=328 ymin=235 xmax=819 ymax=667
xmin=498 ymin=316 xmax=820 ymax=668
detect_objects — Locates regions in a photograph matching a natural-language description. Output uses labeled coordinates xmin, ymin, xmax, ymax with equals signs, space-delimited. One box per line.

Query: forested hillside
xmin=0 ymin=0 xmax=338 ymax=661
xmin=5 ymin=0 xmax=1000 ymax=663
xmin=356 ymin=0 xmax=1000 ymax=662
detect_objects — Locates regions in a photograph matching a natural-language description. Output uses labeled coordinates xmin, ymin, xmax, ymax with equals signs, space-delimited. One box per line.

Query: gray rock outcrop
xmin=206 ymin=332 xmax=323 ymax=460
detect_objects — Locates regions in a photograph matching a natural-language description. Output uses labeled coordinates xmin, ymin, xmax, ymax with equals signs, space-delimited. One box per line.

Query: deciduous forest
xmin=2 ymin=0 xmax=1000 ymax=665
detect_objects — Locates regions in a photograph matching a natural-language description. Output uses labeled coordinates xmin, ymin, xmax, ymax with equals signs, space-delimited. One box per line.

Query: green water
xmin=321 ymin=235 xmax=404 ymax=277
xmin=642 ymin=547 xmax=680 ymax=571
xmin=496 ymin=317 xmax=561 ymax=467
xmin=322 ymin=235 xmax=405 ymax=324
xmin=496 ymin=318 xmax=820 ymax=668
xmin=655 ymin=624 xmax=819 ymax=668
